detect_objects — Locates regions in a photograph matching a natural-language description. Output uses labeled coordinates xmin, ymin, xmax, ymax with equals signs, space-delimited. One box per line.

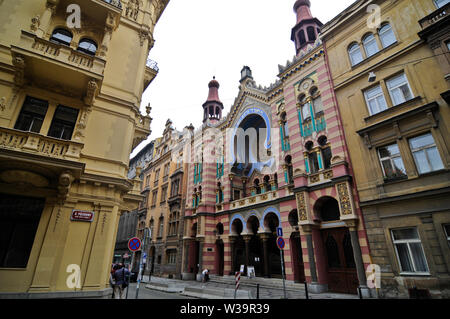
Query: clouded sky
xmin=132 ymin=0 xmax=356 ymax=157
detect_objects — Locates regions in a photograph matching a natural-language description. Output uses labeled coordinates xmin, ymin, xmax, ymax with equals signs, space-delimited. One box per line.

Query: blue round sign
xmin=128 ymin=237 xmax=141 ymax=252
xmin=276 ymin=236 xmax=285 ymax=250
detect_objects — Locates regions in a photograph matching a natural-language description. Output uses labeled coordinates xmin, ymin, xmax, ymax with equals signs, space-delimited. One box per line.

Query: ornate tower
xmin=291 ymin=0 xmax=323 ymax=55
xmin=202 ymin=77 xmax=223 ymax=124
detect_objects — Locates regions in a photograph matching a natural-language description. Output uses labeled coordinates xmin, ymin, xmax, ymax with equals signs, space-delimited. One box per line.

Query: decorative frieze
xmin=337 ymin=182 xmax=353 ymax=215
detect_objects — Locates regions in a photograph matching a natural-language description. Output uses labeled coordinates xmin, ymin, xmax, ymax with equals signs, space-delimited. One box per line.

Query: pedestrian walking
xmin=110 ymin=263 xmax=119 ymax=298
xmin=202 ymin=269 xmax=209 ymax=283
xmin=112 ymin=263 xmax=130 ymax=299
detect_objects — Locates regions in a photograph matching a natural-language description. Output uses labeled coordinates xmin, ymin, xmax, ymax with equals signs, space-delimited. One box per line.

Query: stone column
xmin=196 ymin=239 xmax=204 ymax=281
xmin=301 ymin=224 xmax=327 ymax=293
xmin=260 ymin=233 xmax=271 ymax=278
xmin=345 ymin=219 xmax=371 ymax=297
xmin=36 ymin=0 xmax=59 ymax=38
xmin=229 ymin=174 xmax=234 ymax=202
xmin=243 ymin=234 xmax=252 ymax=270
xmin=229 ymin=235 xmax=237 ymax=274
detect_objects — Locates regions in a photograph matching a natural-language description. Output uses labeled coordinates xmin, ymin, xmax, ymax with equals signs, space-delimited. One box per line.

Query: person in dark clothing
xmin=112 ymin=263 xmax=130 ymax=299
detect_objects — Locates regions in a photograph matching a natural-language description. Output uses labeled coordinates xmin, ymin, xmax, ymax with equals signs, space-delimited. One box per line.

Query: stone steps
xmin=208 ymin=275 xmax=307 ymax=291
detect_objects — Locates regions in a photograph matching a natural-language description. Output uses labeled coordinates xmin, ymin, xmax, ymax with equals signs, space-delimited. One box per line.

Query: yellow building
xmin=143 ymin=120 xmax=191 ymax=279
xmin=0 ymin=0 xmax=168 ymax=298
xmin=321 ymin=0 xmax=450 ymax=298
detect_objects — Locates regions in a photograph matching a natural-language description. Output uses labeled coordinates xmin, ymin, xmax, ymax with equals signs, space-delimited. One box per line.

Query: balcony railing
xmin=146 ymin=58 xmax=159 ymax=72
xmin=419 ymin=2 xmax=449 ymax=29
xmin=223 ymin=190 xmax=279 ymax=211
xmin=0 ymin=127 xmax=83 ymax=160
xmin=102 ymin=0 xmax=122 ymax=9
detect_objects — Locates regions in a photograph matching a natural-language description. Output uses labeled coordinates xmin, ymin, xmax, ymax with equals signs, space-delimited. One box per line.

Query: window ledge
xmin=399 ymin=272 xmax=431 ymax=277
xmin=416 ymin=168 xmax=448 ymax=178
xmin=383 ymin=176 xmax=408 ymax=184
xmin=364 ymin=96 xmax=423 ymax=122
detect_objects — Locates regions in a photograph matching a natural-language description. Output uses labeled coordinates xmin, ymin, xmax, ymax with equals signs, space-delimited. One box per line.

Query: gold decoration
xmin=296 ymin=192 xmax=307 ymax=221
xmin=337 ymin=182 xmax=352 ymax=215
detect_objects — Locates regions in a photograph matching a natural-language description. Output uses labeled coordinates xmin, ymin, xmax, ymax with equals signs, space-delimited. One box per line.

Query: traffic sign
xmin=128 ymin=237 xmax=142 ymax=252
xmin=276 ymin=236 xmax=285 ymax=250
xmin=277 ymin=227 xmax=283 ymax=237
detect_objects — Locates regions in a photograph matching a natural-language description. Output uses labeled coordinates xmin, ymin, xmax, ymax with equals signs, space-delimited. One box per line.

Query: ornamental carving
xmin=125 ymin=0 xmax=140 ymax=21
xmin=337 ymin=182 xmax=352 ymax=215
xmin=296 ymin=192 xmax=308 ymax=221
xmin=30 ymin=15 xmax=40 ymax=32
xmin=57 ymin=171 xmax=75 ymax=203
xmin=84 ymin=79 xmax=98 ymax=106
xmin=12 ymin=55 xmax=26 ymax=87
xmin=0 ymin=97 xmax=5 ymax=112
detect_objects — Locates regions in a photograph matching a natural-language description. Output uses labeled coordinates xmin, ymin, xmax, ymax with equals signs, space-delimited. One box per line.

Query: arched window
xmin=307 ymin=26 xmax=316 ymax=42
xmin=298 ymin=29 xmax=306 ymax=46
xmin=77 ymin=38 xmax=97 ymax=56
xmin=378 ymin=23 xmax=396 ymax=48
xmin=302 ymin=103 xmax=310 ymax=121
xmin=362 ymin=33 xmax=379 ymax=58
xmin=348 ymin=42 xmax=363 ymax=66
xmin=50 ymin=28 xmax=73 ymax=46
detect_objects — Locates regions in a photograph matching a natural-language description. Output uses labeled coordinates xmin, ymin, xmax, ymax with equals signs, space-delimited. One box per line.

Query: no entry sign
xmin=276 ymin=236 xmax=285 ymax=250
xmin=128 ymin=237 xmax=142 ymax=252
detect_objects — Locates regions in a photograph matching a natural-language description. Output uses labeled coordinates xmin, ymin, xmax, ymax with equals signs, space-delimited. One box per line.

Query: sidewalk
xmin=143 ymin=275 xmax=363 ymax=299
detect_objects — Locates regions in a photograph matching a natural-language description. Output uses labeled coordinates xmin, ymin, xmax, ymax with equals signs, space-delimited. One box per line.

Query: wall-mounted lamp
xmin=368 ymin=72 xmax=377 ymax=83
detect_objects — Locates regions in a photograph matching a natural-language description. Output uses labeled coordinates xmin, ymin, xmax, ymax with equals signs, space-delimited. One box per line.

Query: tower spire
xmin=291 ymin=0 xmax=323 ymax=56
xmin=202 ymin=77 xmax=223 ymax=124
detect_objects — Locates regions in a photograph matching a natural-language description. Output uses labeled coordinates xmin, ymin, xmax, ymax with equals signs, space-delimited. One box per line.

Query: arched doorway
xmin=315 ymin=197 xmax=358 ymax=294
xmin=215 ymin=223 xmax=225 ymax=276
xmin=263 ymin=212 xmax=282 ymax=278
xmin=247 ymin=216 xmax=263 ymax=277
xmin=231 ymin=218 xmax=245 ymax=273
xmin=288 ymin=209 xmax=305 ymax=283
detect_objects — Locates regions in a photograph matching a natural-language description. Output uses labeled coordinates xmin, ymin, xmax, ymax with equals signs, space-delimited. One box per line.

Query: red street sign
xmin=276 ymin=236 xmax=285 ymax=250
xmin=70 ymin=210 xmax=95 ymax=222
xmin=128 ymin=237 xmax=142 ymax=252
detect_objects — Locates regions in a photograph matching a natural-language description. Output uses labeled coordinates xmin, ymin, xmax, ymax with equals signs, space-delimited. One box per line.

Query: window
xmin=50 ymin=28 xmax=73 ymax=46
xmin=313 ymin=95 xmax=323 ymax=114
xmin=409 ymin=133 xmax=444 ymax=174
xmin=151 ymin=190 xmax=158 ymax=206
xmin=233 ymin=189 xmax=240 ymax=201
xmin=309 ymin=151 xmax=320 ymax=174
xmin=378 ymin=24 xmax=396 ymax=48
xmin=392 ymin=228 xmax=429 ymax=274
xmin=386 ymin=73 xmax=414 ymax=106
xmin=364 ymin=85 xmax=388 ymax=115
xmin=154 ymin=169 xmax=160 ymax=186
xmin=307 ymin=26 xmax=316 ymax=42
xmin=444 ymin=225 xmax=450 ymax=246
xmin=302 ymin=103 xmax=310 ymax=121
xmin=434 ymin=0 xmax=450 ymax=8
xmin=322 ymin=147 xmax=332 ymax=170
xmin=378 ymin=143 xmax=407 ymax=179
xmin=14 ymin=96 xmax=48 ymax=133
xmin=0 ymin=194 xmax=45 ymax=268
xmin=348 ymin=43 xmax=364 ymax=66
xmin=363 ymin=33 xmax=379 ymax=58
xmin=47 ymin=105 xmax=79 ymax=140
xmin=77 ymin=38 xmax=97 ymax=56
xmin=298 ymin=29 xmax=306 ymax=46
xmin=161 ymin=186 xmax=167 ymax=202
xmin=158 ymin=217 xmax=164 ymax=238
xmin=167 ymin=250 xmax=177 ymax=264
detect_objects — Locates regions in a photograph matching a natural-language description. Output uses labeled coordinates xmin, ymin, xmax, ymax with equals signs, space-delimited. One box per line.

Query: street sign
xmin=128 ymin=237 xmax=142 ymax=252
xmin=276 ymin=236 xmax=285 ymax=250
xmin=277 ymin=227 xmax=283 ymax=237
xmin=70 ymin=210 xmax=95 ymax=222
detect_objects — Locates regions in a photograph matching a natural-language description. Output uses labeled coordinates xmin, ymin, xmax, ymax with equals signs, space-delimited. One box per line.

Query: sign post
xmin=135 ymin=229 xmax=150 ymax=299
xmin=276 ymin=236 xmax=287 ymax=299
xmin=126 ymin=237 xmax=142 ymax=299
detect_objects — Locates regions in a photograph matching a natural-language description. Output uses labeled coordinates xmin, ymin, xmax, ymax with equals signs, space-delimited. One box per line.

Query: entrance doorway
xmin=321 ymin=227 xmax=358 ymax=294
xmin=215 ymin=239 xmax=224 ymax=276
xmin=290 ymin=233 xmax=305 ymax=283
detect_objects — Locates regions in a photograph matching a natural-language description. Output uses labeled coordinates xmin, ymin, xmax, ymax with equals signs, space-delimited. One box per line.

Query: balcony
xmin=419 ymin=2 xmax=449 ymax=30
xmin=218 ymin=190 xmax=279 ymax=212
xmin=11 ymin=31 xmax=105 ymax=102
xmin=0 ymin=127 xmax=83 ymax=161
xmin=144 ymin=58 xmax=159 ymax=91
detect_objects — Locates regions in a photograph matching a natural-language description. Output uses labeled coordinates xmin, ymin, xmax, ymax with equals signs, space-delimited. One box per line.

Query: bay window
xmin=378 ymin=143 xmax=407 ymax=179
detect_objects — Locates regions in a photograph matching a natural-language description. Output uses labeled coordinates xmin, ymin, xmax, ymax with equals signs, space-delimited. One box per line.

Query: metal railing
xmin=146 ymin=58 xmax=159 ymax=72
xmin=102 ymin=0 xmax=122 ymax=9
